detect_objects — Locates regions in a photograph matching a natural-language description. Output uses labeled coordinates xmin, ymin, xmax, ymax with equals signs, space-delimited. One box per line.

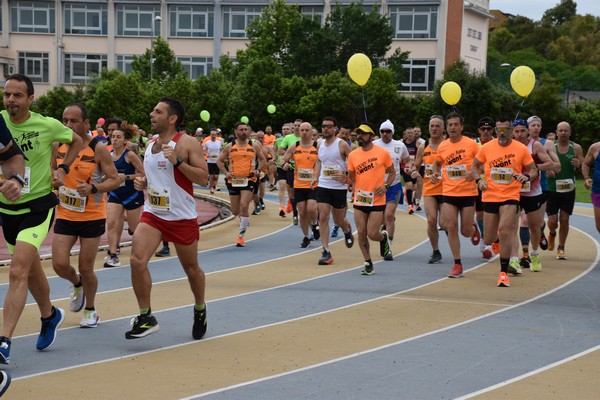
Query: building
xmin=0 ymin=0 xmax=492 ymax=95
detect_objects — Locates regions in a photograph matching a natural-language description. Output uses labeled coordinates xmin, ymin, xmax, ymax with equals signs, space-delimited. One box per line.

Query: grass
xmin=575 ymin=178 xmax=591 ymax=203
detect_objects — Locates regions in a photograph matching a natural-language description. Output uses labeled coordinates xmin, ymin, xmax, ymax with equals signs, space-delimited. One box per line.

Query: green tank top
xmin=547 ymin=141 xmax=575 ymax=192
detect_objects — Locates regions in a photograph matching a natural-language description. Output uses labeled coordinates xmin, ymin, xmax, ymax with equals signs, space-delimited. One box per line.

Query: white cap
xmin=379 ymin=119 xmax=394 ymax=134
xmin=527 ymin=116 xmax=542 ymax=124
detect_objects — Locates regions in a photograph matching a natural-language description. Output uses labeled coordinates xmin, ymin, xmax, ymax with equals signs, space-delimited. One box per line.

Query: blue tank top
xmin=592 ymin=150 xmax=600 ymax=193
xmin=109 ymin=149 xmax=137 ymax=199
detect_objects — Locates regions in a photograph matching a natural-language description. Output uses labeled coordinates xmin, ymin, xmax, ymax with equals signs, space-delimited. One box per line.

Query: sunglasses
xmin=479 ymin=126 xmax=493 ymax=131
xmin=321 ymin=124 xmax=335 ymax=129
xmin=496 ymin=127 xmax=510 ymax=133
xmin=380 ymin=129 xmax=392 ymax=134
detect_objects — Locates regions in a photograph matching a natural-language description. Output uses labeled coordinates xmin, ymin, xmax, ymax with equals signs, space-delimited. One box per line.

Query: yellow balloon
xmin=440 ymin=81 xmax=462 ymax=105
xmin=510 ymin=66 xmax=536 ymax=97
xmin=347 ymin=53 xmax=372 ymax=86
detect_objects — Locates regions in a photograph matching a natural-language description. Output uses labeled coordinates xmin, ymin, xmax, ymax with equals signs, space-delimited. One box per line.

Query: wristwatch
xmin=8 ymin=174 xmax=25 ymax=187
xmin=174 ymin=156 xmax=184 ymax=168
xmin=57 ymin=163 xmax=70 ymax=174
xmin=91 ymin=184 xmax=98 ymax=194
xmin=384 ymin=183 xmax=390 ymax=189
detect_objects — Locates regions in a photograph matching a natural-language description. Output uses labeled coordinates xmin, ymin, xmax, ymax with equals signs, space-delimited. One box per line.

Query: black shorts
xmin=401 ymin=170 xmax=417 ymax=185
xmin=276 ymin=167 xmax=287 ymax=181
xmin=442 ymin=195 xmax=476 ymax=210
xmin=294 ymin=188 xmax=317 ymax=202
xmin=482 ymin=200 xmax=520 ymax=214
xmin=54 ymin=218 xmax=106 ymax=238
xmin=227 ymin=180 xmax=257 ymax=196
xmin=108 ymin=191 xmax=145 ymax=210
xmin=546 ymin=190 xmax=575 ymax=216
xmin=286 ymin=168 xmax=295 ymax=187
xmin=520 ymin=193 xmax=547 ymax=214
xmin=475 ymin=188 xmax=483 ymax=212
xmin=317 ymin=187 xmax=347 ymax=209
xmin=207 ymin=163 xmax=220 ymax=175
xmin=427 ymin=194 xmax=444 ymax=205
xmin=353 ymin=204 xmax=385 ymax=214
xmin=0 ymin=209 xmax=55 ymax=247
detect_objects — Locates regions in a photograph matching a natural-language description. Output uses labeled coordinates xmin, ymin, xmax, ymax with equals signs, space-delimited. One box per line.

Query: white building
xmin=0 ymin=0 xmax=493 ymax=94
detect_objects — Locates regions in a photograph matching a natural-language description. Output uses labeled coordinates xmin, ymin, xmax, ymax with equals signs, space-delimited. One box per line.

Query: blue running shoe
xmin=0 ymin=370 xmax=10 ymax=397
xmin=0 ymin=337 xmax=10 ymax=364
xmin=36 ymin=307 xmax=65 ymax=351
xmin=331 ymin=225 xmax=339 ymax=238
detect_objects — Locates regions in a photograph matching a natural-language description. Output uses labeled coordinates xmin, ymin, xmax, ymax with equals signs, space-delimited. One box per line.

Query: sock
xmin=43 ymin=306 xmax=57 ymax=321
xmin=500 ymin=258 xmax=509 ymax=273
xmin=433 ymin=249 xmax=441 ymax=255
xmin=322 ymin=246 xmax=329 ymax=253
xmin=194 ymin=303 xmax=206 ymax=311
xmin=74 ymin=275 xmax=83 ymax=288
xmin=519 ymin=226 xmax=530 ymax=247
xmin=140 ymin=308 xmax=150 ymax=316
xmin=85 ymin=307 xmax=95 ymax=311
xmin=365 ymin=259 xmax=373 ymax=266
xmin=239 ymin=216 xmax=250 ymax=236
xmin=454 ymin=259 xmax=461 ymax=266
xmin=531 ymin=249 xmax=539 ymax=255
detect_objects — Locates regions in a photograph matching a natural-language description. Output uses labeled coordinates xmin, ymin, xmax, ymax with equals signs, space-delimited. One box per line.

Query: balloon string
xmin=514 ymin=97 xmax=527 ymax=121
xmin=362 ymin=87 xmax=368 ymax=122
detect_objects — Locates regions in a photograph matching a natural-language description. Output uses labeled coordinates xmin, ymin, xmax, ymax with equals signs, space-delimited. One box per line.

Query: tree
xmin=131 ymin=36 xmax=184 ymax=83
xmin=541 ymin=0 xmax=577 ymax=27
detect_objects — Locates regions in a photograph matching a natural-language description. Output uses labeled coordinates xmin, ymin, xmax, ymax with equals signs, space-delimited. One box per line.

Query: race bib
xmin=209 ymin=153 xmax=218 ymax=159
xmin=232 ymin=177 xmax=249 ymax=187
xmin=58 ymin=186 xmax=86 ymax=212
xmin=555 ymin=178 xmax=574 ymax=193
xmin=147 ymin=185 xmax=171 ymax=213
xmin=424 ymin=164 xmax=433 ymax=178
xmin=490 ymin=167 xmax=513 ymax=184
xmin=297 ymin=168 xmax=314 ymax=181
xmin=446 ymin=165 xmax=467 ymax=180
xmin=354 ymin=189 xmax=374 ymax=206
xmin=520 ymin=181 xmax=531 ymax=193
xmin=1 ymin=166 xmax=31 ymax=194
xmin=323 ymin=164 xmax=341 ymax=177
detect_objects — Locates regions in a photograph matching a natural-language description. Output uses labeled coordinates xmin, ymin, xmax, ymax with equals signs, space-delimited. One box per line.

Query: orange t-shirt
xmin=475 ymin=139 xmax=534 ymax=202
xmin=422 ymin=143 xmax=443 ymax=197
xmin=264 ymin=134 xmax=275 ymax=148
xmin=436 ymin=136 xmax=479 ymax=197
xmin=228 ymin=142 xmax=257 ymax=183
xmin=292 ymin=141 xmax=318 ymax=189
xmin=348 ymin=145 xmax=392 ymax=207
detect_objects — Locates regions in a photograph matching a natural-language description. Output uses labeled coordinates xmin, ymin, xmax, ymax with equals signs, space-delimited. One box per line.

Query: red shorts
xmin=139 ymin=212 xmax=199 ymax=245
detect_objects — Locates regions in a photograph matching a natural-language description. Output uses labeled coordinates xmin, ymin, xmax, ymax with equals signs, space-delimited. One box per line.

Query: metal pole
xmin=150 ymin=15 xmax=162 ymax=80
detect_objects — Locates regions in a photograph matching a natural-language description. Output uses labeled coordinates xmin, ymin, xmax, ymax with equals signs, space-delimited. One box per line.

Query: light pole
xmin=150 ymin=15 xmax=162 ymax=80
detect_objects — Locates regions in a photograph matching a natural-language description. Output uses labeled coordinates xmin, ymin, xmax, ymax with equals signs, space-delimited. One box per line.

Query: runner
xmin=51 ymin=103 xmax=120 ymax=327
xmin=582 ymin=140 xmax=600 ymax=233
xmin=472 ymin=118 xmax=537 ymax=287
xmin=347 ymin=123 xmax=395 ymax=275
xmin=430 ymin=112 xmax=480 ymax=278
xmin=281 ymin=122 xmax=319 ymax=247
xmin=275 ymin=123 xmax=292 ymax=217
xmin=315 ymin=116 xmax=354 ymax=265
xmin=474 ymin=116 xmax=496 ymax=257
xmin=401 ymin=128 xmax=419 ymax=214
xmin=280 ymin=119 xmax=303 ymax=225
xmin=412 ymin=115 xmax=445 ymax=263
xmin=126 ymin=97 xmax=209 ymax=340
xmin=373 ymin=119 xmax=410 ymax=261
xmin=203 ymin=129 xmax=223 ymax=194
xmin=217 ymin=121 xmax=267 ymax=247
xmin=252 ymin=130 xmax=269 ymax=215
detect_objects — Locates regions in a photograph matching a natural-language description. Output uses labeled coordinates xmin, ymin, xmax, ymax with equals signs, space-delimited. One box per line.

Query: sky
xmin=489 ymin=0 xmax=600 ymax=21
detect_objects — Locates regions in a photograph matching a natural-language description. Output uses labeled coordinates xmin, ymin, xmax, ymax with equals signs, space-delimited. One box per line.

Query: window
xmin=64 ymin=3 xmax=107 ymax=35
xmin=177 ymin=56 xmax=213 ymax=79
xmin=116 ymin=4 xmax=160 ymax=36
xmin=169 ymin=5 xmax=213 ymax=37
xmin=299 ymin=6 xmax=324 ymax=25
xmin=223 ymin=6 xmax=263 ymax=38
xmin=11 ymin=1 xmax=55 ymax=33
xmin=18 ymin=52 xmax=49 ymax=83
xmin=389 ymin=5 xmax=438 ymax=39
xmin=401 ymin=59 xmax=436 ymax=92
xmin=117 ymin=55 xmax=136 ymax=75
xmin=64 ymin=53 xmax=107 ymax=83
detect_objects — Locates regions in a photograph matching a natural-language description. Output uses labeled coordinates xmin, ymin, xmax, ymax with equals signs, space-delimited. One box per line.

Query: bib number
xmin=446 ymin=165 xmax=467 ymax=180
xmin=520 ymin=181 xmax=531 ymax=193
xmin=354 ymin=189 xmax=374 ymax=206
xmin=556 ymin=178 xmax=574 ymax=193
xmin=147 ymin=185 xmax=171 ymax=213
xmin=232 ymin=177 xmax=249 ymax=187
xmin=323 ymin=165 xmax=340 ymax=177
xmin=490 ymin=167 xmax=513 ymax=184
xmin=59 ymin=186 xmax=86 ymax=212
xmin=297 ymin=168 xmax=314 ymax=181
xmin=424 ymin=164 xmax=433 ymax=178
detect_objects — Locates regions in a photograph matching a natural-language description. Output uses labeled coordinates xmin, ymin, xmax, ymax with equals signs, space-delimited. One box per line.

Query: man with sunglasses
xmin=373 ymin=119 xmax=410 ymax=261
xmin=475 ymin=117 xmax=496 ymax=257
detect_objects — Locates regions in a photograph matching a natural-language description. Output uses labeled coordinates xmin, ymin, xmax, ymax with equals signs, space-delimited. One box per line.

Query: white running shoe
xmin=80 ymin=309 xmax=99 ymax=328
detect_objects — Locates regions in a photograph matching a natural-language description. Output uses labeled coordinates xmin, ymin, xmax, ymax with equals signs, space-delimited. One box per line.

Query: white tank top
xmin=318 ymin=137 xmax=348 ymax=190
xmin=143 ymin=134 xmax=197 ymax=220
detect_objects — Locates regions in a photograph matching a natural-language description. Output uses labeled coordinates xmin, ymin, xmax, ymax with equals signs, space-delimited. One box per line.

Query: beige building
xmin=0 ymin=0 xmax=492 ymax=95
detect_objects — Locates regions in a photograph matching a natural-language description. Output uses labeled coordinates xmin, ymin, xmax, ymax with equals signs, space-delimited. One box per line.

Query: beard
xmin=358 ymin=137 xmax=371 ymax=147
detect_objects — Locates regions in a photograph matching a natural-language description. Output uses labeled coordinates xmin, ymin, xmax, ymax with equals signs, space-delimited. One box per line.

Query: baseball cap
xmin=513 ymin=119 xmax=528 ymax=128
xmin=527 ymin=116 xmax=542 ymax=124
xmin=353 ymin=124 xmax=375 ymax=135
xmin=478 ymin=117 xmax=494 ymax=128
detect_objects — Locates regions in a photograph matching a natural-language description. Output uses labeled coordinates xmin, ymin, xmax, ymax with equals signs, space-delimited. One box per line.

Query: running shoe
xmin=556 ymin=249 xmax=567 ymax=260
xmin=261 ymin=199 xmax=266 ymax=210
xmin=416 ymin=204 xmax=422 ymax=212
xmin=69 ymin=278 xmax=85 ymax=312
xmin=383 ymin=250 xmax=393 ymax=261
xmin=471 ymin=223 xmax=481 ymax=246
xmin=548 ymin=232 xmax=556 ymax=251
xmin=408 ymin=205 xmax=414 ymax=215
xmin=344 ymin=224 xmax=354 ymax=248
xmin=192 ymin=306 xmax=207 ymax=340
xmin=318 ymin=250 xmax=334 ymax=265
xmin=125 ymin=314 xmax=159 ymax=339
xmin=530 ymin=253 xmax=542 ymax=272
xmin=269 ymin=184 xmax=276 ymax=192
xmin=361 ymin=262 xmax=374 ymax=276
xmin=428 ymin=251 xmax=442 ymax=264
xmin=448 ymin=264 xmax=463 ymax=278
xmin=497 ymin=271 xmax=510 ymax=287
xmin=286 ymin=199 xmax=293 ymax=214
xmin=236 ymin=236 xmax=245 ymax=247
xmin=482 ymin=245 xmax=493 ymax=260
xmin=520 ymin=253 xmax=531 ymax=270
xmin=0 ymin=337 xmax=10 ymax=364
xmin=251 ymin=204 xmax=261 ymax=215
xmin=155 ymin=246 xmax=171 ymax=257
xmin=0 ymin=371 xmax=10 ymax=397
xmin=210 ymin=188 xmax=214 ymax=194
xmin=311 ymin=222 xmax=320 ymax=241
xmin=300 ymin=237 xmax=311 ymax=248
xmin=379 ymin=230 xmax=390 ymax=257
xmin=279 ymin=207 xmax=286 ymax=217
xmin=539 ymin=231 xmax=548 ymax=250
xmin=80 ymin=309 xmax=99 ymax=328
xmin=36 ymin=307 xmax=65 ymax=350
xmin=508 ymin=258 xmax=523 ymax=275
xmin=491 ymin=240 xmax=500 ymax=255
xmin=103 ymin=253 xmax=121 ymax=268
xmin=331 ymin=225 xmax=339 ymax=238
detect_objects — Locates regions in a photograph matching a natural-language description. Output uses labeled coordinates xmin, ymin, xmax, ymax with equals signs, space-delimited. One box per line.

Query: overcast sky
xmin=489 ymin=0 xmax=600 ymax=21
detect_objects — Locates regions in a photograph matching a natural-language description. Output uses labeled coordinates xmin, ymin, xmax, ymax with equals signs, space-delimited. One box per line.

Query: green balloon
xmin=267 ymin=104 xmax=276 ymax=114
xmin=240 ymin=116 xmax=249 ymax=124
xmin=200 ymin=110 xmax=210 ymax=122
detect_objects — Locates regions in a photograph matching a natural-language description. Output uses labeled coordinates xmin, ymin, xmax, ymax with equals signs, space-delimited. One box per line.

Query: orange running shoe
xmin=471 ymin=223 xmax=481 ymax=246
xmin=497 ymin=272 xmax=510 ymax=287
xmin=548 ymin=232 xmax=556 ymax=251
xmin=286 ymin=199 xmax=293 ymax=214
xmin=408 ymin=205 xmax=414 ymax=215
xmin=448 ymin=264 xmax=463 ymax=278
xmin=491 ymin=240 xmax=500 ymax=255
xmin=236 ymin=236 xmax=245 ymax=247
xmin=482 ymin=245 xmax=493 ymax=260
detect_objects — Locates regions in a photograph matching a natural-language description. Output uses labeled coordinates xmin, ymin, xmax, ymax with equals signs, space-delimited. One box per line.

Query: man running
xmin=203 ymin=128 xmax=223 ymax=194
xmin=583 ymin=140 xmax=600 ymax=233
